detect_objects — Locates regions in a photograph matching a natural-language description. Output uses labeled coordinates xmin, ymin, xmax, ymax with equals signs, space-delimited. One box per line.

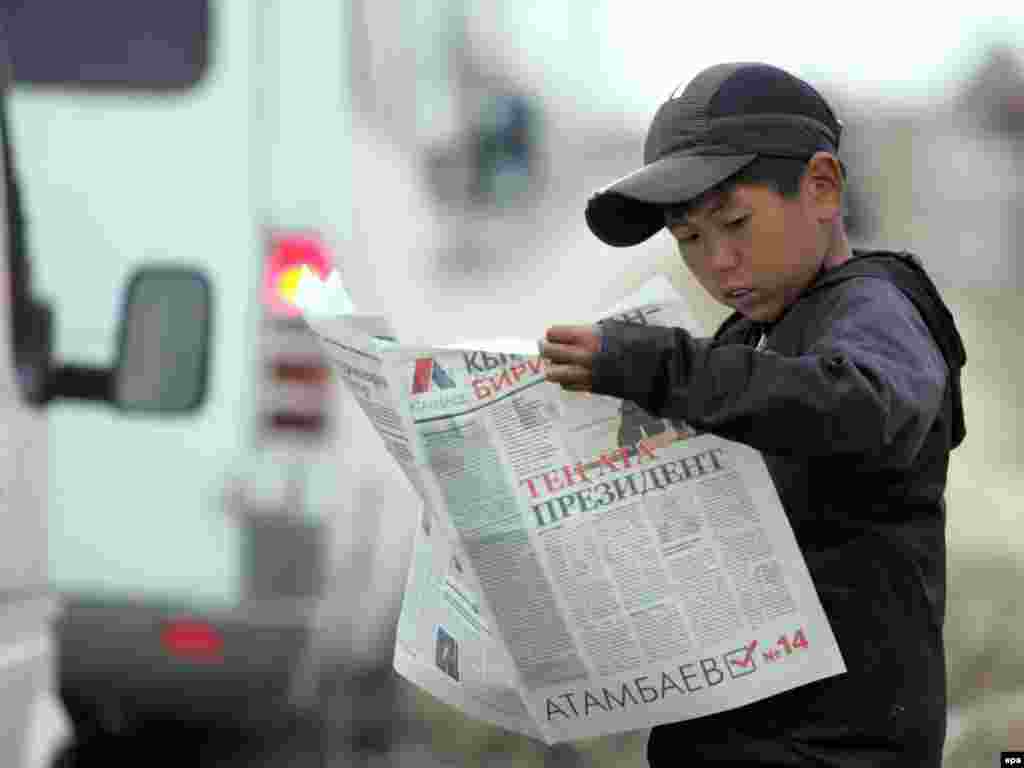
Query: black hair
xmin=663 ymin=154 xmax=847 ymax=225
xmin=727 ymin=155 xmax=809 ymax=198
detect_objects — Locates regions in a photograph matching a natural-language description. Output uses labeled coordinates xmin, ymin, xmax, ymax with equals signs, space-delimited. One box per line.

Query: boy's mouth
xmin=724 ymin=287 xmax=753 ymax=299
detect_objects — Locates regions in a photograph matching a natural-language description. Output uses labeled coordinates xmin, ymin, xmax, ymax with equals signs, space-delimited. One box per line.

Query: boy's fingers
xmin=544 ymin=363 xmax=593 ymax=387
xmin=541 ymin=326 xmax=601 ymax=390
xmin=545 ymin=325 xmax=602 ymax=353
xmin=539 ymin=341 xmax=594 ymax=367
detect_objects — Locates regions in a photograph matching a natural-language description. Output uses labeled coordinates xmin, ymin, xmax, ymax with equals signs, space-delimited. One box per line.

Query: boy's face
xmin=668 ymin=164 xmax=838 ymax=323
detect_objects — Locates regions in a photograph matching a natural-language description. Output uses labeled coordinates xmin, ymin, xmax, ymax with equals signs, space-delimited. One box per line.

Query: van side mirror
xmin=47 ymin=266 xmax=213 ymax=413
xmin=114 ymin=267 xmax=213 ymax=413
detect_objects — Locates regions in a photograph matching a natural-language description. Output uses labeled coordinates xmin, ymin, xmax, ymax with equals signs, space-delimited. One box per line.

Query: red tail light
xmin=161 ymin=619 xmax=224 ymax=661
xmin=262 ymin=232 xmax=333 ymax=317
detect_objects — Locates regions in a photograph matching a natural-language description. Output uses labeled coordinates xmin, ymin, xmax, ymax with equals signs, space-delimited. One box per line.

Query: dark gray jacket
xmin=593 ymin=251 xmax=966 ymax=767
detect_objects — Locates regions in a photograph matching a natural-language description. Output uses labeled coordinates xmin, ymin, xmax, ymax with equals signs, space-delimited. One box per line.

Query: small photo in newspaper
xmin=435 ymin=626 xmax=460 ymax=682
xmin=617 ymin=400 xmax=699 ymax=453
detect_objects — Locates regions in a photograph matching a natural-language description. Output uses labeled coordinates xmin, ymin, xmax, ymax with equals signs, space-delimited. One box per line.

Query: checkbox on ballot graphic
xmin=724 ymin=640 xmax=758 ymax=679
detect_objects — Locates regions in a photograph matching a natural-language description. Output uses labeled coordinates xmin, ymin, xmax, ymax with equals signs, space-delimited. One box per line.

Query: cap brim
xmin=586 ymin=153 xmax=758 ymax=247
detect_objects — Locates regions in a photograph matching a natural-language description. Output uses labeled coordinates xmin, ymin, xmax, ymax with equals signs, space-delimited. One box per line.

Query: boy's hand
xmin=638 ymin=429 xmax=681 ymax=453
xmin=541 ymin=325 xmax=602 ymax=392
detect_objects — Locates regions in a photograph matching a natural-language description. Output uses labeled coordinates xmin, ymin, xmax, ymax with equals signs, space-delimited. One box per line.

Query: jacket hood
xmin=809 ymin=250 xmax=967 ymax=448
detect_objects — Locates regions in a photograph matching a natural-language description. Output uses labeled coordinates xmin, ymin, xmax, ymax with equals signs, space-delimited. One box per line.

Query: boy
xmin=541 ymin=63 xmax=966 ymax=767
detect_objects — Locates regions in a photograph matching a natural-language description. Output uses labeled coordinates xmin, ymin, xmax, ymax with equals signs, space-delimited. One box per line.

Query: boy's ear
xmin=804 ymin=151 xmax=844 ymax=220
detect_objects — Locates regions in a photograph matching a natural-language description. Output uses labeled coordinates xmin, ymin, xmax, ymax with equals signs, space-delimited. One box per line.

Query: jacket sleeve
xmin=591 ymin=278 xmax=948 ymax=464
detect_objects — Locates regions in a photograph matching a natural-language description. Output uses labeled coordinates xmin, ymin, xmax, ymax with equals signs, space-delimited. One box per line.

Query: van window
xmin=2 ymin=0 xmax=208 ymax=91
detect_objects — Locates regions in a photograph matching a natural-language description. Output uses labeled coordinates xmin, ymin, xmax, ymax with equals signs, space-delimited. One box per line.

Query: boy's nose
xmin=709 ymin=240 xmax=741 ymax=272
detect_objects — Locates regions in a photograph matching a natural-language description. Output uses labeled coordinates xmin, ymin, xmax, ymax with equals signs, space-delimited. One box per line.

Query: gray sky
xmin=491 ymin=3 xmax=1024 ymax=119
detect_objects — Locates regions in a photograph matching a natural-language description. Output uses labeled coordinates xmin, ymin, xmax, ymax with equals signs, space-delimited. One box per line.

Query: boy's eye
xmin=724 ymin=216 xmax=749 ymax=230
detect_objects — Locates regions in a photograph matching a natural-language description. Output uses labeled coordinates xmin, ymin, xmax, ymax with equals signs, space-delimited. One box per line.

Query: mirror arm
xmin=48 ymin=363 xmax=114 ymax=404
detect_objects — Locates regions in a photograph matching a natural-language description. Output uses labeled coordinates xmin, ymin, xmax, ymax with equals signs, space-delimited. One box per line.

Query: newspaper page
xmin=306 ymin=278 xmax=846 ymax=745
xmin=307 ymin=311 xmax=543 ymax=738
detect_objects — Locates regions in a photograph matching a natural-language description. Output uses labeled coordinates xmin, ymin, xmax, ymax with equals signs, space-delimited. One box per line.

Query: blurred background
xmin=3 ymin=0 xmax=1023 ymax=765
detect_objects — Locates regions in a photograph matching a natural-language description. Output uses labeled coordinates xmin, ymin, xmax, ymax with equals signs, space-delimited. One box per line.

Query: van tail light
xmin=161 ymin=619 xmax=224 ymax=662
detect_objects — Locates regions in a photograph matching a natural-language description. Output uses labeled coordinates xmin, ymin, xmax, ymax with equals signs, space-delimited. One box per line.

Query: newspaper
xmin=306 ymin=277 xmax=846 ymax=745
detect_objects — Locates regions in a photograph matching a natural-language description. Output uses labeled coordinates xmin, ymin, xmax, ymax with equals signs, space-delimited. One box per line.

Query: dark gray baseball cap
xmin=586 ymin=63 xmax=843 ymax=247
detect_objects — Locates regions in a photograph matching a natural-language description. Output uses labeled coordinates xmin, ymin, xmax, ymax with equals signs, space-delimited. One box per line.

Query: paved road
xmin=53 ymin=664 xmax=609 ymax=767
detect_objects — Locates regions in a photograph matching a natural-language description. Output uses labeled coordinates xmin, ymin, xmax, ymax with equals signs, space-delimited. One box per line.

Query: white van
xmin=1 ymin=27 xmax=213 ymax=768
xmin=3 ymin=1 xmax=416 ymax=756
xmin=0 ymin=4 xmax=225 ymax=762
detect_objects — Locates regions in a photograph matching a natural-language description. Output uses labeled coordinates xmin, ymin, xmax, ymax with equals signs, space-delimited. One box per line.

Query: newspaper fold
xmin=306 ymin=277 xmax=845 ymax=745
